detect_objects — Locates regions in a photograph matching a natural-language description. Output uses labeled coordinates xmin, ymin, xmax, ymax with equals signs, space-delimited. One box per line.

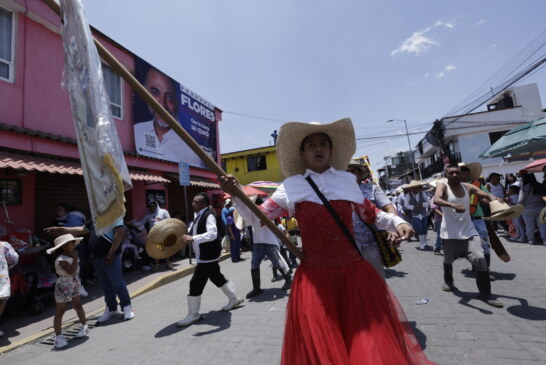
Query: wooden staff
xmin=43 ymin=0 xmax=304 ymax=260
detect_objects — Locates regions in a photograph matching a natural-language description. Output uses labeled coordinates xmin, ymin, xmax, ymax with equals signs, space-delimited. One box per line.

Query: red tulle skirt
xmin=281 ymin=261 xmax=434 ymax=365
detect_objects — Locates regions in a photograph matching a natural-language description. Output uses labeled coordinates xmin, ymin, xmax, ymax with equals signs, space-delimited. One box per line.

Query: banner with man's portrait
xmin=133 ymin=57 xmax=219 ymax=168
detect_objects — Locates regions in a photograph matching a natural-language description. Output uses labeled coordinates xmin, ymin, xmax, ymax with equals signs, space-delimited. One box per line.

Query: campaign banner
xmin=133 ymin=57 xmax=219 ymax=168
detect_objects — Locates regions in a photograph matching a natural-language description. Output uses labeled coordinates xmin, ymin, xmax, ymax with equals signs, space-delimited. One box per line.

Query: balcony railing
xmin=421 ymin=152 xmax=462 ymax=179
xmin=235 ymin=168 xmax=284 ymax=185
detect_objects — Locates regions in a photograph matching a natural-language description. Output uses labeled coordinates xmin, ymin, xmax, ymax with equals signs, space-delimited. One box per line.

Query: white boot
xmin=220 ymin=280 xmax=244 ymax=311
xmin=177 ymin=296 xmax=204 ymax=327
xmin=418 ymin=235 xmax=427 ymax=250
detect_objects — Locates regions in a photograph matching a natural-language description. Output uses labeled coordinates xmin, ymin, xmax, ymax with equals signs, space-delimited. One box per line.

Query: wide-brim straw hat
xmin=47 ymin=233 xmax=83 ymax=254
xmin=428 ymin=178 xmax=447 ymax=188
xmin=145 ymin=219 xmax=187 ymax=259
xmin=405 ymin=180 xmax=427 ymax=189
xmin=276 ymin=118 xmax=355 ymax=178
xmin=540 ymin=206 xmax=546 ymax=224
xmin=484 ymin=201 xmax=524 ymax=221
xmin=458 ymin=162 xmax=482 ymax=182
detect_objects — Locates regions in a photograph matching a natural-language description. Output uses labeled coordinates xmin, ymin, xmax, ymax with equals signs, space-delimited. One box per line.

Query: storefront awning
xmin=190 ymin=178 xmax=220 ymax=189
xmin=0 ymin=150 xmax=170 ymax=184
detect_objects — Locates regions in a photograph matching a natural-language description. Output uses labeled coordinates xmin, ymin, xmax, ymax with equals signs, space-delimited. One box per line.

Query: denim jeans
xmin=92 ymin=253 xmax=131 ymax=311
xmin=251 ymin=243 xmax=288 ymax=271
xmin=434 ymin=223 xmax=442 ymax=251
xmin=412 ymin=216 xmax=428 ymax=236
xmin=522 ymin=205 xmax=546 ymax=244
xmin=472 ymin=218 xmax=490 ymax=254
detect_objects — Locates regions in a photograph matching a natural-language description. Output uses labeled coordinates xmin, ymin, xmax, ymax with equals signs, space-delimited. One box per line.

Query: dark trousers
xmin=189 ymin=261 xmax=228 ymax=296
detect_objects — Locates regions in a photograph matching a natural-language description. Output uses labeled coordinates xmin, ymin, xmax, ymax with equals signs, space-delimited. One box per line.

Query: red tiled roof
xmin=0 ymin=150 xmax=170 ymax=184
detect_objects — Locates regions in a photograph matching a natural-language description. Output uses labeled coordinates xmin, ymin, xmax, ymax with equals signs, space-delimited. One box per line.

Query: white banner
xmin=60 ymin=0 xmax=132 ymax=235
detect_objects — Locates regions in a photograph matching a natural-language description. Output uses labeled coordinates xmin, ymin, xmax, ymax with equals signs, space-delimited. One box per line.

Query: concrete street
xmin=1 ymin=235 xmax=546 ymax=365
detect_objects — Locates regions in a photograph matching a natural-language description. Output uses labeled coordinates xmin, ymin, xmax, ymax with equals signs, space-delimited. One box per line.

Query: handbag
xmin=363 ymin=221 xmax=402 ymax=268
xmin=305 ymin=176 xmax=401 ymax=268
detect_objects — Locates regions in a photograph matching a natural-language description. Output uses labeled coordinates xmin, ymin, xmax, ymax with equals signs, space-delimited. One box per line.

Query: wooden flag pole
xmin=44 ymin=0 xmax=303 ymax=260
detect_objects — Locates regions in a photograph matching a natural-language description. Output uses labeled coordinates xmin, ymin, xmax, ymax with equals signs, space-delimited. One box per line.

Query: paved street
xmin=1 ymin=235 xmax=546 ymax=365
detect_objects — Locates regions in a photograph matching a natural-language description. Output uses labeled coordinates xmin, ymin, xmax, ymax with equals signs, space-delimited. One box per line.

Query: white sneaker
xmin=54 ymin=334 xmax=68 ymax=349
xmin=123 ymin=305 xmax=135 ymax=321
xmin=80 ymin=286 xmax=89 ymax=297
xmin=123 ymin=260 xmax=132 ymax=269
xmin=75 ymin=324 xmax=89 ymax=338
xmin=97 ymin=307 xmax=121 ymax=323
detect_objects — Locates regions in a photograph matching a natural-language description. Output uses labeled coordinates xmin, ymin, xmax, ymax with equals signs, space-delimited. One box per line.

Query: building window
xmin=488 ymin=130 xmax=509 ymax=145
xmin=103 ymin=64 xmax=123 ymax=119
xmin=247 ymin=156 xmax=267 ymax=172
xmin=0 ymin=179 xmax=21 ymax=205
xmin=0 ymin=7 xmax=15 ymax=82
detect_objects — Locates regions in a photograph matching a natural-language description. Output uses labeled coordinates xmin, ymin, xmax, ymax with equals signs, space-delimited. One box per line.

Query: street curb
xmin=0 ymin=253 xmax=231 ymax=354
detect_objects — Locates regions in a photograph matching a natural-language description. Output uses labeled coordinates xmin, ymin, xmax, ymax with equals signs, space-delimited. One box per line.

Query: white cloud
xmin=489 ymin=43 xmax=497 ymax=51
xmin=391 ymin=21 xmax=455 ymax=56
xmin=435 ymin=64 xmax=457 ymax=78
xmin=476 ymin=18 xmax=486 ymax=26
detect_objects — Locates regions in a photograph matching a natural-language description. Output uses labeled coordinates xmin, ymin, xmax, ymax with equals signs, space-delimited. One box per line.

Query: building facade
xmin=221 ymin=146 xmax=283 ymax=186
xmin=0 ymin=0 xmax=222 ymax=235
xmin=415 ymin=84 xmax=546 ymax=179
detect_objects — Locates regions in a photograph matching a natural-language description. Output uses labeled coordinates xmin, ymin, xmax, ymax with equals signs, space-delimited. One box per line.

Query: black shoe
xmin=246 ymin=288 xmax=264 ymax=299
xmin=433 ymin=249 xmax=443 ymax=255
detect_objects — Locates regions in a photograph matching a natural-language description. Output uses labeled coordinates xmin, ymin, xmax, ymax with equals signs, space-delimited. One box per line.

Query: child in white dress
xmin=47 ymin=234 xmax=89 ymax=349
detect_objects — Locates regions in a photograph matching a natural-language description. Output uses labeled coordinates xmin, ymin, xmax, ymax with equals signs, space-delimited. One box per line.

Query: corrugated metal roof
xmin=0 ymin=150 xmax=170 ymax=184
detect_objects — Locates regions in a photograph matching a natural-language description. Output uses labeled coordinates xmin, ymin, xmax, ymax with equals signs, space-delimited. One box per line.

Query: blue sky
xmin=85 ymin=0 xmax=546 ymax=172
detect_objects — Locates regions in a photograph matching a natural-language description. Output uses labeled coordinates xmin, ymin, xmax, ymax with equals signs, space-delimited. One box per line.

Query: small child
xmin=47 ymin=234 xmax=89 ymax=349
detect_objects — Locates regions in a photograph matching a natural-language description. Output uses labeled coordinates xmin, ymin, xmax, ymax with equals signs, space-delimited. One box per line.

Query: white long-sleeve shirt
xmin=233 ymin=168 xmax=406 ymax=233
xmin=189 ymin=207 xmax=218 ymax=263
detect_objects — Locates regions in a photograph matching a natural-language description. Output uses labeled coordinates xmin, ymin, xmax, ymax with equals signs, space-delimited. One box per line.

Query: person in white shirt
xmin=177 ymin=193 xmax=243 ymax=327
xmin=130 ymin=200 xmax=172 ymax=271
xmin=233 ymin=197 xmax=292 ymax=299
xmin=403 ymin=182 xmax=431 ymax=250
xmin=133 ymin=68 xmax=203 ymax=167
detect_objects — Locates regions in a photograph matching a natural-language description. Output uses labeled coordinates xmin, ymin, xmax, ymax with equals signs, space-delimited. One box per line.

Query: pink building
xmin=0 ymin=1 xmax=222 ymax=237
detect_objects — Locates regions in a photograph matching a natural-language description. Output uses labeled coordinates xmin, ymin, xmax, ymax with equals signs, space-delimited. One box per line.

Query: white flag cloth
xmin=60 ymin=0 xmax=132 ymax=235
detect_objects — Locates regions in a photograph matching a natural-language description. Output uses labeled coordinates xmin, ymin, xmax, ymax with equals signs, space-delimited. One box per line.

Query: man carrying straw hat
xmin=433 ymin=164 xmax=504 ymax=308
xmin=403 ymin=180 xmax=431 ymax=250
xmin=177 ymin=192 xmax=244 ymax=327
xmin=221 ymin=118 xmax=433 ymax=364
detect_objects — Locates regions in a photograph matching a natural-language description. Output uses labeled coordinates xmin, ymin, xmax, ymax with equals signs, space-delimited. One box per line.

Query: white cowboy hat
xmin=458 ymin=162 xmax=482 ymax=182
xmin=539 ymin=206 xmax=546 ymax=224
xmin=484 ymin=201 xmax=524 ymax=221
xmin=145 ymin=219 xmax=187 ymax=259
xmin=47 ymin=233 xmax=83 ymax=254
xmin=276 ymin=118 xmax=356 ymax=178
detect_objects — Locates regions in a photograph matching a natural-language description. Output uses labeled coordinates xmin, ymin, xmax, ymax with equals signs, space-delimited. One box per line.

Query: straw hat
xmin=276 ymin=118 xmax=355 ymax=178
xmin=145 ymin=218 xmax=187 ymax=259
xmin=540 ymin=206 xmax=546 ymax=224
xmin=347 ymin=159 xmax=369 ymax=171
xmin=458 ymin=162 xmax=482 ymax=182
xmin=484 ymin=201 xmax=524 ymax=221
xmin=428 ymin=178 xmax=447 ymax=188
xmin=47 ymin=233 xmax=83 ymax=254
xmin=405 ymin=180 xmax=427 ymax=189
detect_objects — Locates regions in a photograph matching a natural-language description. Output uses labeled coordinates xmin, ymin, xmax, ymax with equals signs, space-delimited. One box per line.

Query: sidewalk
xmin=2 ymin=235 xmax=546 ymax=364
xmin=0 ymin=253 xmax=231 ymax=353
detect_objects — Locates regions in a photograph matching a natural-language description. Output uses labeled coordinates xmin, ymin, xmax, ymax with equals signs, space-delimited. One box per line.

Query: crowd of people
xmin=1 ymin=116 xmax=545 ymax=363
xmin=390 ymin=165 xmax=546 ymax=248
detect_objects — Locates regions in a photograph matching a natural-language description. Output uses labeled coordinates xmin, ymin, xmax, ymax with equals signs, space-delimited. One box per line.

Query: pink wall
xmin=0 ymin=169 xmax=35 ymax=232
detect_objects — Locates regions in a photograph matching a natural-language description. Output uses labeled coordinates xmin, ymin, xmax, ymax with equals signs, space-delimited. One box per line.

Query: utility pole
xmin=388 ymin=119 xmax=417 ymax=180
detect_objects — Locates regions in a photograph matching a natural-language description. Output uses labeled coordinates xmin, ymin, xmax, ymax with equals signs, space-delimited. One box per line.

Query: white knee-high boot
xmin=177 ymin=296 xmax=204 ymax=327
xmin=220 ymin=280 xmax=244 ymax=311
